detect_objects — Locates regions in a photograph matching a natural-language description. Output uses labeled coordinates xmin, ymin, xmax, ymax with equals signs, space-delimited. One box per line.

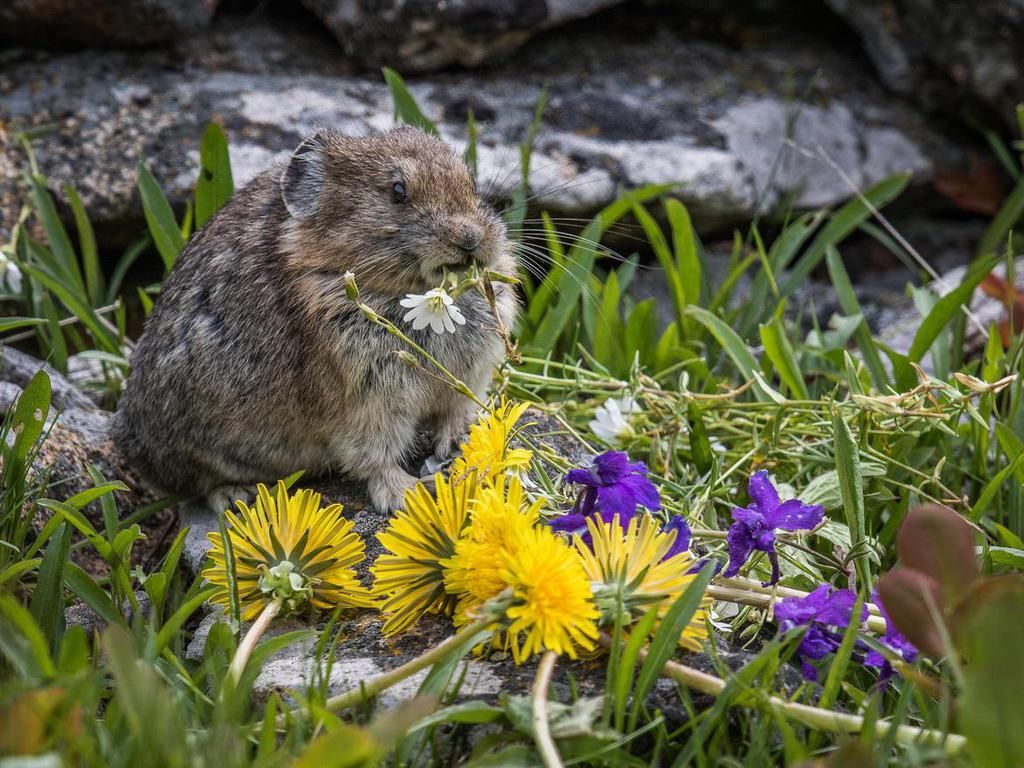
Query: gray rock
xmin=301 ymin=0 xmax=629 ymax=72
xmin=0 ymin=9 xmax=960 ymax=245
xmin=0 ymin=0 xmax=218 ymax=48
xmin=1 ymin=346 xmax=98 ymax=412
xmin=825 ymin=0 xmax=1024 ymax=125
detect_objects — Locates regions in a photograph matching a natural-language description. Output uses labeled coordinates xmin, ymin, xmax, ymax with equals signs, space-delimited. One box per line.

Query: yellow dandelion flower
xmin=373 ymin=473 xmax=475 ymax=635
xmin=203 ymin=481 xmax=373 ymax=621
xmin=502 ymin=525 xmax=600 ymax=663
xmin=575 ymin=514 xmax=711 ymax=651
xmin=451 ymin=398 xmax=533 ymax=486
xmin=442 ymin=476 xmax=543 ymax=612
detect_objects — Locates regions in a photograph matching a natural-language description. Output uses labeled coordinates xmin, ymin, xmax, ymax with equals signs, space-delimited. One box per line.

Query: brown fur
xmin=113 ymin=127 xmax=518 ymax=512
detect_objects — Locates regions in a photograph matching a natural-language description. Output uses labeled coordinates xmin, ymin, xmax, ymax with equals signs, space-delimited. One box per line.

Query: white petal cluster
xmin=589 ymin=395 xmax=642 ymax=445
xmin=399 ymin=288 xmax=467 ymax=334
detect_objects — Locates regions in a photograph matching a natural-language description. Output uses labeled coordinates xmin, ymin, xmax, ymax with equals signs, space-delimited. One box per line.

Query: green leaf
xmin=64 ymin=562 xmax=125 ymax=627
xmin=26 ymin=174 xmax=84 ymax=295
xmin=759 ymin=317 xmax=809 ymax=400
xmin=825 ymin=246 xmax=890 ymax=391
xmin=687 ymin=402 xmax=714 ymax=475
xmin=667 ymin=198 xmax=701 ymax=308
xmin=18 ymin=262 xmax=121 ymax=353
xmin=685 ymin=306 xmax=770 ymax=401
xmin=65 ymin=185 xmax=101 ymax=306
xmin=9 ymin=370 xmax=50 ymax=479
xmin=629 ymin=560 xmax=717 ymax=731
xmin=832 ymin=411 xmax=871 ymax=587
xmin=0 ymin=316 xmax=46 ymax=333
xmin=137 ymin=161 xmax=185 ymax=271
xmin=958 ymin=580 xmax=1024 ymax=767
xmin=406 ymin=702 xmax=504 ymax=733
xmin=972 ymin=451 xmax=1024 ymax=520
xmin=29 ymin=522 xmax=71 ymax=656
xmin=195 ymin=123 xmax=234 ymax=229
xmin=149 ymin=586 xmax=217 ymax=659
xmin=382 ymin=67 xmax=438 ymax=136
xmin=612 ymin=607 xmax=659 ymax=731
xmin=907 ymin=253 xmax=1000 ymax=363
xmin=464 ymin=109 xmax=479 ymax=180
xmin=0 ymin=594 xmax=56 ymax=679
xmin=624 ymin=299 xmax=657 ymax=367
xmin=977 ymin=174 xmax=1024 ymax=259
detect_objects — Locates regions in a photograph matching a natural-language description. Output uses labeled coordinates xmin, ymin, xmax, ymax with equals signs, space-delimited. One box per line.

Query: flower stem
xmin=532 ymin=650 xmax=563 ymax=768
xmin=352 ymin=298 xmax=487 ymax=409
xmin=228 ymin=597 xmax=282 ymax=683
xmin=598 ymin=633 xmax=965 ymax=754
xmin=324 ymin=616 xmax=494 ymax=712
xmin=706 ymin=583 xmax=888 ymax=635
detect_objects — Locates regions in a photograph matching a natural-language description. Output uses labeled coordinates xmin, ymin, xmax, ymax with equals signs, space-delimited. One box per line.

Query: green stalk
xmin=325 ymin=616 xmax=493 ymax=712
xmin=599 ymin=633 xmax=965 ymax=753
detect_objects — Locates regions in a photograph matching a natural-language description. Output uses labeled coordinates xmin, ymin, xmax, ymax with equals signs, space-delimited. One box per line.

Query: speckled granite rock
xmin=0 ymin=7 xmax=960 ymax=245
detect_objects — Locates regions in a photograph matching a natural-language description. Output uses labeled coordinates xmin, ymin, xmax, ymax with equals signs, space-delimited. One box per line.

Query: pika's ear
xmin=281 ymin=132 xmax=328 ymax=219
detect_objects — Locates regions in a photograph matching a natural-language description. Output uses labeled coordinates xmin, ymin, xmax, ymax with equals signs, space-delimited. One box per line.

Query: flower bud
xmin=343 ymin=271 xmax=359 ymax=300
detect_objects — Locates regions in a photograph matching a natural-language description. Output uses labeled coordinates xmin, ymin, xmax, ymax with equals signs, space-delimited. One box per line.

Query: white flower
xmin=589 ymin=396 xmax=641 ymax=444
xmin=399 ymin=288 xmax=466 ymax=334
xmin=0 ymin=251 xmax=21 ymax=294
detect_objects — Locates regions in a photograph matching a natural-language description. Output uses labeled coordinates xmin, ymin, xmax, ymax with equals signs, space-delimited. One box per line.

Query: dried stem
xmin=227 ymin=597 xmax=282 ymax=684
xmin=532 ymin=650 xmax=562 ymax=768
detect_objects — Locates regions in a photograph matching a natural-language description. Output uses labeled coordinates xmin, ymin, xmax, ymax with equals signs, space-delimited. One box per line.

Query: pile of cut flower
xmin=199 ymin=397 xmax=963 ymax=761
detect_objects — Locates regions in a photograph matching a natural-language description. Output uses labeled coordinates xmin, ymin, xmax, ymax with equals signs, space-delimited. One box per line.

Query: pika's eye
xmin=391 ymin=182 xmax=407 ymax=203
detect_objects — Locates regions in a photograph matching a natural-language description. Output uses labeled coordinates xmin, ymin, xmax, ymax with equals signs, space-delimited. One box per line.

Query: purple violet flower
xmin=724 ymin=470 xmax=824 ymax=585
xmin=661 ymin=516 xmax=692 ymax=560
xmin=566 ymin=451 xmax=661 ymax=523
xmin=774 ymin=585 xmax=867 ymax=681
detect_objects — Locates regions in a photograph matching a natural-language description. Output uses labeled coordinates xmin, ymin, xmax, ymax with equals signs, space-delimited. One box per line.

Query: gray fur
xmin=114 ymin=127 xmax=518 ymax=513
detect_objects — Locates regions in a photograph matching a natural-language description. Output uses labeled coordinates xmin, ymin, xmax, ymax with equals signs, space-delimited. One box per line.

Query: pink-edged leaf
xmin=876 ymin=568 xmax=946 ymax=659
xmin=896 ymin=504 xmax=978 ymax=607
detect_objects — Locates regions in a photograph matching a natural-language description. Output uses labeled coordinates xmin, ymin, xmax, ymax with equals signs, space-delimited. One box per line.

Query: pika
xmin=114 ymin=126 xmax=518 ymax=513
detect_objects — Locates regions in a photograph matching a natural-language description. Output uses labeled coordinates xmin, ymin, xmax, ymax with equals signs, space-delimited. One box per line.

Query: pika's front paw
xmin=207 ymin=484 xmax=256 ymax=515
xmin=369 ymin=470 xmax=430 ymax=514
xmin=432 ymin=420 xmax=470 ymax=462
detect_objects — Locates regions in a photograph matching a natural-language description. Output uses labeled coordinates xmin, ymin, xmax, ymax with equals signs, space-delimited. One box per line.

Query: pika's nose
xmin=454 ymin=228 xmax=483 ymax=257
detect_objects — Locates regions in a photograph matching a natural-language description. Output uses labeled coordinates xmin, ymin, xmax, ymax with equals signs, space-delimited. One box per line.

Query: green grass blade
xmin=27 ymin=174 xmax=85 ymax=295
xmin=759 ymin=317 xmax=809 ymax=400
xmin=907 ymin=252 xmax=999 ymax=363
xmin=628 ymin=560 xmax=716 ymax=732
xmin=64 ymin=562 xmax=125 ymax=627
xmin=382 ymin=67 xmax=438 ymax=135
xmin=825 ymin=246 xmax=890 ymax=391
xmin=195 ymin=122 xmax=234 ymax=229
xmin=833 ymin=410 xmax=871 ymax=588
xmin=65 ymin=185 xmax=101 ymax=306
xmin=29 ymin=522 xmax=71 ymax=656
xmin=137 ymin=161 xmax=185 ymax=271
xmin=977 ymin=175 xmax=1024 ymax=258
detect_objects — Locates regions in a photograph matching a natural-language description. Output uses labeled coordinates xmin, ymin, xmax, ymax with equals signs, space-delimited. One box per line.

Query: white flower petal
xmin=427 ymin=313 xmax=446 ymax=334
